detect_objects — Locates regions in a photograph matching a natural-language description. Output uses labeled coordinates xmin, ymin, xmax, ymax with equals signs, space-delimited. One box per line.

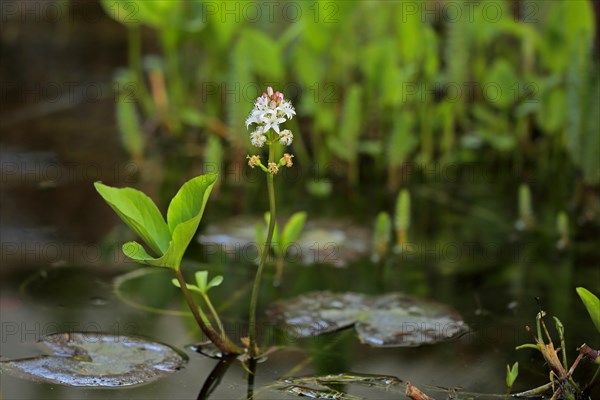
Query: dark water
xmin=1 ymin=209 xmax=599 ymax=398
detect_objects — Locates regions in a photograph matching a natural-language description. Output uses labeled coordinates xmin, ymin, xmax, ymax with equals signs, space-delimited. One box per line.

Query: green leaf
xmin=171 ymin=278 xmax=202 ymax=294
xmin=194 ymin=271 xmax=209 ymax=293
xmin=506 ymin=362 xmax=519 ymax=388
xmin=193 ymin=271 xmax=222 ymax=293
xmin=516 ymin=343 xmax=540 ymax=351
xmin=485 ymin=60 xmax=519 ymax=109
xmin=97 ymin=174 xmax=217 ymax=270
xmin=101 ymin=0 xmax=205 ymax=32
xmin=100 ymin=0 xmax=140 ymax=26
xmin=372 ymin=212 xmax=391 ymax=262
xmin=330 ymin=85 xmax=362 ymax=161
xmin=178 ymin=108 xmax=207 ymax=128
xmin=204 ymin=136 xmax=223 ymax=176
xmin=121 ymin=224 xmax=190 ymax=269
xmin=388 ymin=112 xmax=417 ymax=168
xmin=576 ymin=287 xmax=600 ymax=333
xmin=115 ymin=88 xmax=144 ymax=159
xmin=94 ymin=183 xmax=170 ymax=256
xmin=536 ymin=87 xmax=566 ymax=134
xmin=239 ymin=29 xmax=283 ymax=80
xmin=167 ymin=174 xmax=217 ymax=234
xmin=207 ymin=275 xmax=223 ymax=290
xmin=394 ymin=190 xmax=411 ymax=231
xmin=281 ymin=212 xmax=308 ymax=253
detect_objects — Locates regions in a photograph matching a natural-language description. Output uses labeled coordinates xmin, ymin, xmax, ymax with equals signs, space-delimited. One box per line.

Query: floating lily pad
xmin=0 ymin=333 xmax=185 ymax=387
xmin=273 ymin=373 xmax=402 ymax=399
xmin=267 ymin=292 xmax=368 ymax=337
xmin=268 ymin=291 xmax=468 ymax=347
xmin=355 ymin=293 xmax=468 ymax=347
xmin=288 ymin=372 xmax=402 ymax=387
xmin=198 ymin=217 xmax=370 ymax=267
xmin=281 ymin=384 xmax=360 ymax=399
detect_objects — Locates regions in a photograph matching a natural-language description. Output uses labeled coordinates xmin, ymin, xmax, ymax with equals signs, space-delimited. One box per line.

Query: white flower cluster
xmin=246 ymin=87 xmax=295 ymax=147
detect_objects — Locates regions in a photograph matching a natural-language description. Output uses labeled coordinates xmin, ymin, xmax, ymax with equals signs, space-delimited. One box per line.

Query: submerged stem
xmin=175 ymin=270 xmax=242 ymax=354
xmin=248 ymin=144 xmax=277 ymax=358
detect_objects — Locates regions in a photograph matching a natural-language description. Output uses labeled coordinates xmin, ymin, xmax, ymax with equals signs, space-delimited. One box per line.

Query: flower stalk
xmin=246 ymin=87 xmax=295 ymax=358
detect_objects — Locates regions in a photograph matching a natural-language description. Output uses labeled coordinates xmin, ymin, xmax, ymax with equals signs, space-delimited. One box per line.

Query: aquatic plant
xmin=511 ymin=287 xmax=600 ymax=397
xmin=246 ymin=87 xmax=296 ymax=357
xmin=516 ymin=183 xmax=535 ymax=231
xmin=95 ymin=175 xmax=242 ymax=354
xmin=505 ymin=362 xmax=519 ymax=396
xmin=394 ymin=189 xmax=411 ymax=253
xmin=371 ymin=211 xmax=392 ymax=263
xmin=576 ymin=287 xmax=600 ymax=335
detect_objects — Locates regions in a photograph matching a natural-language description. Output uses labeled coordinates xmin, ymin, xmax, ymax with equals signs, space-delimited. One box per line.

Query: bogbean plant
xmin=245 ymin=87 xmax=296 ymax=356
xmin=95 ymin=175 xmax=241 ymax=354
xmin=95 ymin=87 xmax=297 ymax=357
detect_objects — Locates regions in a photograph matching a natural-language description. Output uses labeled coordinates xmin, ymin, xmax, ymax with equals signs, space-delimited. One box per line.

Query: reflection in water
xmin=196 ymin=354 xmax=237 ymax=400
xmin=245 ymin=358 xmax=257 ymax=400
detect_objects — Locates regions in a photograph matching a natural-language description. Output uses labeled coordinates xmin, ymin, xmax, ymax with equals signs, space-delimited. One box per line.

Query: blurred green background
xmin=101 ymin=0 xmax=599 ymax=198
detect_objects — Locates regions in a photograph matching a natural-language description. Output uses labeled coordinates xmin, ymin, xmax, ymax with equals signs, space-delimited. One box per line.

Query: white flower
xmin=246 ymin=87 xmax=295 ymax=143
xmin=246 ymin=112 xmax=260 ymax=128
xmin=278 ymin=129 xmax=293 ymax=146
xmin=261 ymin=109 xmax=286 ymax=134
xmin=277 ymin=100 xmax=296 ymax=119
xmin=250 ymin=126 xmax=267 ymax=147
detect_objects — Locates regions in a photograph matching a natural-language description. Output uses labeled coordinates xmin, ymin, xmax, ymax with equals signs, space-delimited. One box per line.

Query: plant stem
xmin=203 ymin=293 xmax=226 ymax=338
xmin=274 ymin=255 xmax=284 ymax=286
xmin=175 ymin=270 xmax=242 ymax=354
xmin=513 ymin=382 xmax=553 ymax=396
xmin=248 ymin=144 xmax=277 ymax=358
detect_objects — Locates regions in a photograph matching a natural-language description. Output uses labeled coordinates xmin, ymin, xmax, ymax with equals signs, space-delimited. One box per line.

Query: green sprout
xmin=393 ymin=189 xmax=411 ymax=253
xmin=172 ymin=271 xmax=226 ymax=338
xmin=371 ymin=212 xmax=392 ymax=263
xmin=95 ymin=174 xmax=242 ymax=355
xmin=516 ymin=184 xmax=535 ymax=231
xmin=556 ymin=211 xmax=570 ymax=250
xmin=505 ymin=361 xmax=519 ymax=392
